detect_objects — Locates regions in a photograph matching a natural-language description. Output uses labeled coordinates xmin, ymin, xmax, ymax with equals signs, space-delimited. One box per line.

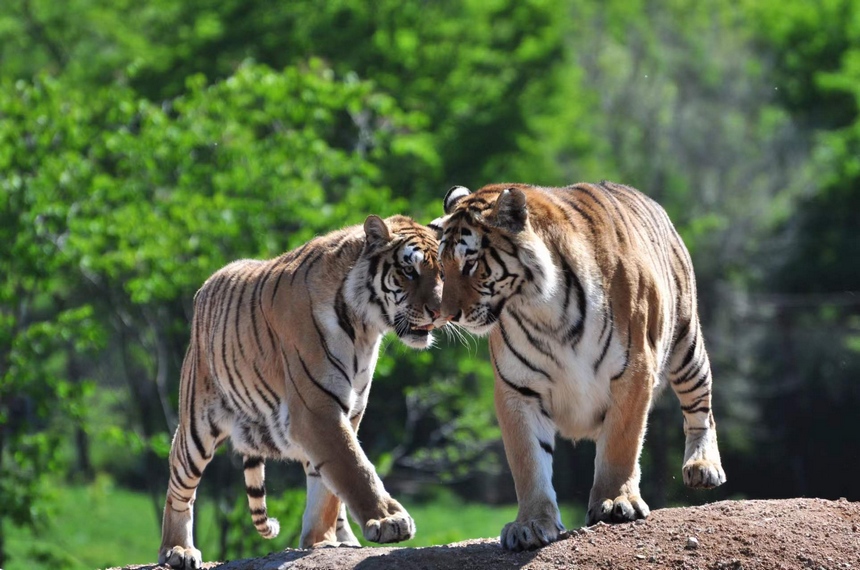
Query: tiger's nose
xmin=426 ymin=306 xmax=441 ymax=320
xmin=443 ymin=310 xmax=462 ymax=322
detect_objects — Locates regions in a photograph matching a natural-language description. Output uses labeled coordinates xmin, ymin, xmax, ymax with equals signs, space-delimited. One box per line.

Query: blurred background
xmin=1 ymin=0 xmax=859 ymax=568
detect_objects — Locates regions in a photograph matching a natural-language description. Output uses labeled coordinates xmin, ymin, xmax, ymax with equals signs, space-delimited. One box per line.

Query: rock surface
xmin=109 ymin=498 xmax=860 ymax=570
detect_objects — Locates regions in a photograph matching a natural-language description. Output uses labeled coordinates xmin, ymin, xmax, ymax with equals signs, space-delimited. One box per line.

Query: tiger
xmin=158 ymin=215 xmax=443 ymax=569
xmin=431 ymin=182 xmax=726 ymax=551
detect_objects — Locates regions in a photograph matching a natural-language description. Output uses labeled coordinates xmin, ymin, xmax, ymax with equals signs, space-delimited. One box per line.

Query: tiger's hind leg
xmin=159 ymin=362 xmax=227 ymax=569
xmin=668 ymin=319 xmax=726 ymax=489
xmin=299 ymin=461 xmax=360 ymax=548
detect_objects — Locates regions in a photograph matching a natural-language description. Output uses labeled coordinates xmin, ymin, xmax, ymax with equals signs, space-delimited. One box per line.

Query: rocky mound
xmin=111 ymin=498 xmax=859 ymax=570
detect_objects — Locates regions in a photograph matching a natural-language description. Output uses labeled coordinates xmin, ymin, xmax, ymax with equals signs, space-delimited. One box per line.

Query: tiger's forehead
xmin=393 ymin=236 xmax=439 ymax=273
xmin=400 ymin=243 xmax=425 ymax=265
xmin=439 ymin=217 xmax=483 ymax=265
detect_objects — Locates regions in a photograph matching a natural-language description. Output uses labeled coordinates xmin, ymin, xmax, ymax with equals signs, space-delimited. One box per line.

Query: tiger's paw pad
xmin=586 ymin=495 xmax=650 ymax=526
xmin=500 ymin=518 xmax=563 ymax=551
xmin=363 ymin=512 xmax=415 ymax=544
xmin=683 ymin=459 xmax=726 ymax=489
xmin=158 ymin=546 xmax=202 ymax=570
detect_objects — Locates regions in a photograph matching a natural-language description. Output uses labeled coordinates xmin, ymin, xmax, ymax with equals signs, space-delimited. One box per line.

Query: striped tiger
xmin=431 ymin=182 xmax=726 ymax=551
xmin=158 ymin=215 xmax=442 ymax=569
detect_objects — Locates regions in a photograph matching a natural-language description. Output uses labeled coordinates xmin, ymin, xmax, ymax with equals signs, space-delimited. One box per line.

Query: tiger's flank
xmin=432 ymin=182 xmax=726 ymax=551
xmin=158 ymin=215 xmax=443 ymax=569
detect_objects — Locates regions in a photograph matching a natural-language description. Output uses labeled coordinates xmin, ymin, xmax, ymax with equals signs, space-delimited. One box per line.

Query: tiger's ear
xmin=443 ymin=185 xmax=471 ymax=214
xmin=490 ymin=187 xmax=528 ymax=232
xmin=428 ymin=215 xmax=448 ymax=239
xmin=364 ymin=215 xmax=391 ymax=249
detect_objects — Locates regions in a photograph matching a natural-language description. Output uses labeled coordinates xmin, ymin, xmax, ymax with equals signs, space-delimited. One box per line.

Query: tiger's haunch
xmin=434 ymin=182 xmax=726 ymax=552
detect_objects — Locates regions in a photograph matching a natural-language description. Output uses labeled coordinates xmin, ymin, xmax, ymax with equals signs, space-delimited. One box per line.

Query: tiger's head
xmin=354 ymin=214 xmax=443 ymax=349
xmin=432 ymin=184 xmax=558 ymax=336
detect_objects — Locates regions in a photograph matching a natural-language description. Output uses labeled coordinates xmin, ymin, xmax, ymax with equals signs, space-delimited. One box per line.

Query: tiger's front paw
xmin=683 ymin=459 xmax=726 ymax=489
xmin=500 ymin=518 xmax=563 ymax=551
xmin=362 ymin=498 xmax=415 ymax=544
xmin=158 ymin=545 xmax=202 ymax=570
xmin=586 ymin=494 xmax=650 ymax=526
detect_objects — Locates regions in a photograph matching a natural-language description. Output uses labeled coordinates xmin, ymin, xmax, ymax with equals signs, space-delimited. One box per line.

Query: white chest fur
xmin=492 ymin=273 xmax=627 ymax=441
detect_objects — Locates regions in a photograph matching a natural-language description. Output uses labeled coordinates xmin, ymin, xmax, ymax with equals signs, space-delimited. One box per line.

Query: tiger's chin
xmin=396 ymin=327 xmax=435 ymax=349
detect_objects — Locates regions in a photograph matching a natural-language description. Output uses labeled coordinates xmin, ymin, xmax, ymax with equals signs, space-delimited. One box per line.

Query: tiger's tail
xmin=243 ymin=455 xmax=280 ymax=539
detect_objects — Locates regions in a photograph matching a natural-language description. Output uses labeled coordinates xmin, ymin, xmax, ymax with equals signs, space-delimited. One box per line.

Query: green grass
xmin=6 ymin=482 xmax=163 ymax=570
xmin=5 ymin=483 xmax=583 ymax=569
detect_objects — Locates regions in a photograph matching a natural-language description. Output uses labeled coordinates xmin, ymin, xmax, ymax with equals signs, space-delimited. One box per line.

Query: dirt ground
xmin=114 ymin=498 xmax=859 ymax=570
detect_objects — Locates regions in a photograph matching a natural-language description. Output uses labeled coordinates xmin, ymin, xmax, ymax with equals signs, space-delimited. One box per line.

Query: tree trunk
xmin=68 ymin=353 xmax=94 ymax=481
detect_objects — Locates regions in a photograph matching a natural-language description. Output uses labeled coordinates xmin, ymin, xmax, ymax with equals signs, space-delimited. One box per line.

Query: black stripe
xmin=205 ymin=275 xmax=230 ymax=368
xmin=311 ymin=307 xmax=351 ymax=385
xmin=283 ymin=348 xmax=312 ymax=412
xmin=244 ymin=456 xmax=264 ymax=470
xmin=334 ymin=281 xmax=356 ymax=341
xmin=488 ymin=247 xmax=516 ymax=284
xmin=249 ymin=268 xmax=268 ymax=353
xmin=220 ymin=278 xmax=254 ymax=412
xmin=497 ymin=369 xmax=542 ymax=400
xmin=296 ymin=351 xmax=349 ymax=414
xmin=677 ymin=372 xmax=710 ymax=395
xmin=610 ymin=325 xmax=632 ymax=381
xmin=594 ymin=305 xmax=614 ymax=372
xmin=250 ymin=364 xmax=277 ymax=411
xmin=562 ymin=259 xmax=586 ymax=346
xmin=498 ymin=321 xmax=550 ymax=380
xmin=207 ymin=413 xmax=221 ymax=440
xmin=673 ymin=317 xmax=691 ymax=349
xmin=233 ymin=278 xmax=251 ymax=360
xmin=232 ymin=350 xmax=263 ymax=416
xmin=493 ymin=361 xmax=551 ymax=419
xmin=680 ymin=395 xmax=710 ymax=413
xmin=187 ymin=376 xmax=209 ymax=461
xmin=288 ymin=248 xmax=323 ymax=287
xmin=506 ymin=309 xmax=560 ymax=365
xmin=246 ymin=485 xmax=266 ymax=498
xmin=249 ymin=507 xmax=267 ymax=516
xmin=673 ymin=355 xmax=705 ymax=386
xmin=672 ymin=329 xmax=698 ymax=375
xmin=538 ymin=439 xmax=554 ymax=455
xmin=170 ymin=470 xmax=196 ymax=491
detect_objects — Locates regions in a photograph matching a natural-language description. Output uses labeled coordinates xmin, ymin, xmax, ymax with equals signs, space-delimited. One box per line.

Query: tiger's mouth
xmin=393 ymin=314 xmax=436 ymax=348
